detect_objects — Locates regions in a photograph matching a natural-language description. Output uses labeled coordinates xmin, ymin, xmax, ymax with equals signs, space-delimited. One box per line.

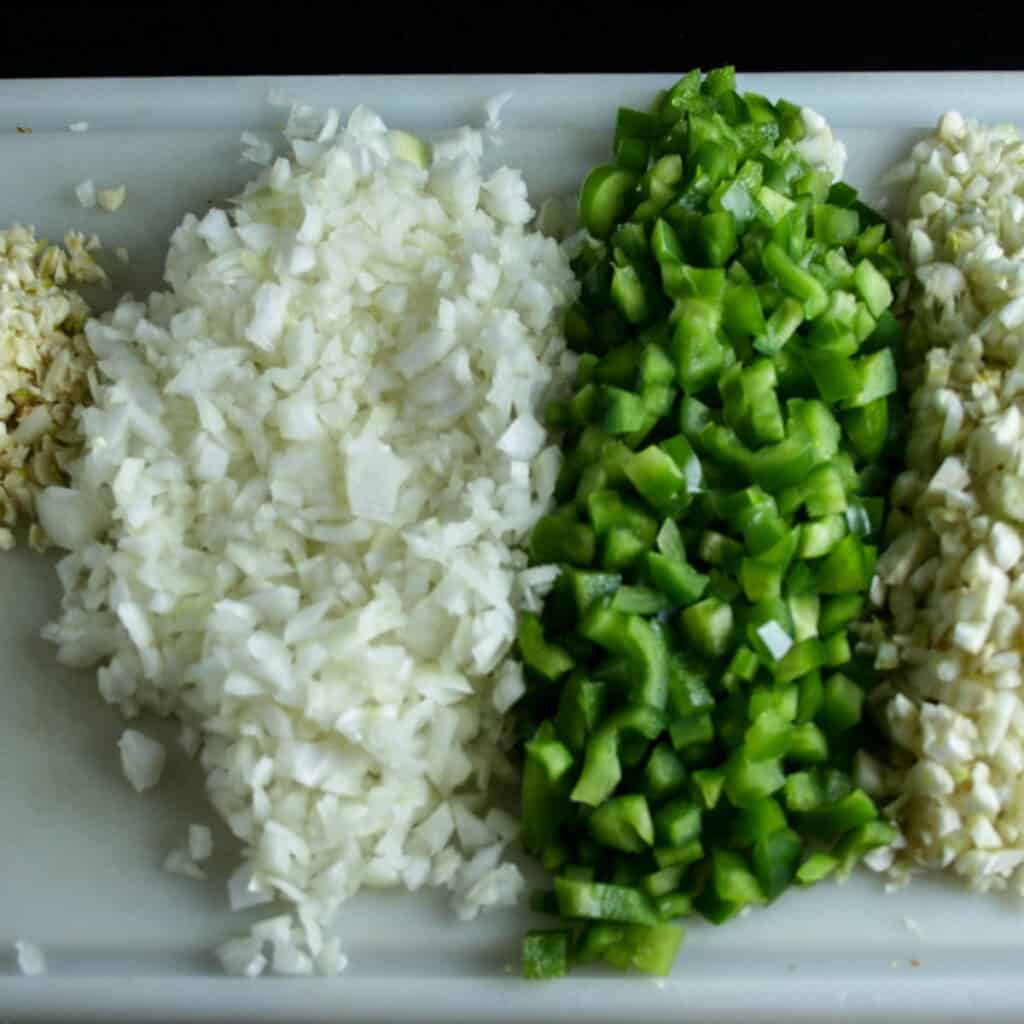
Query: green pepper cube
xmin=855 ymin=222 xmax=886 ymax=257
xmin=819 ymin=767 xmax=854 ymax=804
xmin=626 ymin=445 xmax=688 ymax=510
xmin=616 ymin=136 xmax=651 ymax=173
xmin=700 ymin=530 xmax=744 ymax=570
xmin=853 ymin=258 xmax=894 ymax=317
xmin=773 ymin=638 xmax=825 ymax=684
xmin=724 ymin=751 xmax=785 ymax=808
xmin=787 ymin=722 xmax=829 ymax=764
xmin=574 ymin=922 xmax=622 ymax=963
xmin=752 ymin=827 xmax=802 ymax=902
xmin=784 ymin=770 xmax=824 ymax=812
xmin=692 ymin=767 xmax=726 ymax=810
xmin=611 ymin=265 xmax=654 ymax=326
xmin=834 ymin=820 xmax=900 ymax=874
xmin=646 ymin=552 xmax=709 ymax=606
xmin=819 ymin=595 xmax=865 ymax=637
xmin=656 ymin=518 xmax=687 ymax=561
xmin=602 ymin=923 xmax=686 ymax=976
xmin=680 ymin=597 xmax=735 ymax=658
xmin=747 ymin=683 xmax=798 ymax=723
xmin=813 ymin=204 xmax=860 ymax=245
xmin=796 ymin=670 xmax=825 ymax=724
xmin=817 ymin=534 xmax=872 ymax=594
xmin=602 ymin=526 xmax=650 ymax=571
xmin=854 ymin=303 xmax=876 ymax=343
xmin=740 ymin=556 xmax=787 ymax=602
xmin=672 ymin=302 xmax=729 ymax=395
xmin=522 ymin=930 xmax=571 ymax=980
xmin=795 ymin=852 xmax=839 ymax=885
xmin=571 ymin=706 xmax=665 ymax=806
xmin=698 ymin=211 xmax=738 ymax=266
xmin=821 ymin=630 xmax=852 ymax=668
xmin=556 ymin=676 xmax=608 ymax=751
xmin=745 ymin=709 xmax=793 ymax=760
xmin=804 ymin=463 xmax=848 ymax=518
xmin=739 ymin=513 xmax=790 ymax=564
xmin=642 ymin=864 xmax=688 ymax=898
xmin=756 ymin=186 xmax=796 ymax=224
xmin=798 ymin=515 xmax=846 ymax=559
xmin=611 ymin=586 xmax=669 ymax=616
xmin=662 ymin=264 xmax=728 ymax=302
xmin=723 ymin=283 xmax=766 ymax=339
xmin=762 ymin=241 xmax=828 ymax=318
xmin=579 ymin=604 xmax=630 ymax=654
xmin=656 ymin=893 xmax=694 ymax=920
xmin=711 ymin=849 xmax=766 ymax=905
xmin=669 ymin=713 xmax=715 ymax=751
xmin=563 ymin=569 xmax=622 ymax=619
xmin=590 ymin=794 xmax=655 ymax=853
xmin=842 ymin=349 xmax=898 ymax=409
xmin=580 ymin=165 xmax=639 ymax=239
xmin=587 ymin=490 xmax=658 ymax=544
xmin=727 ymin=645 xmax=760 ymax=682
xmin=697 ymin=423 xmax=752 ymax=479
xmin=522 ymin=737 xmax=574 ymax=855
xmin=654 ymin=797 xmax=703 ymax=848
xmin=662 ymin=435 xmax=704 ymax=494
xmin=755 ymin=296 xmax=804 ymax=356
xmin=530 ymin=513 xmax=596 ymax=566
xmin=615 ymin=106 xmax=657 ymax=143
xmin=554 ymin=877 xmax=660 ymax=925
xmin=518 ymin=613 xmax=574 ymax=681
xmin=843 ymin=399 xmax=889 ymax=461
xmin=570 ymin=730 xmax=621 ymax=808
xmin=655 ymin=837 xmax=704 ymax=870
xmin=598 ymin=386 xmax=649 ymax=434
xmin=730 ymin=796 xmax=788 ymax=847
xmin=749 ymin=435 xmax=818 ymax=493
xmin=644 ymin=743 xmax=688 ymax=799
xmin=651 ymin=218 xmax=684 ymax=265
xmin=623 ymin=615 xmax=671 ymax=710
xmin=818 ymin=672 xmax=864 ymax=733
xmin=788 ymin=593 xmax=820 ymax=642
xmin=803 ymin=349 xmax=862 ymax=405
xmin=640 ymin=342 xmax=677 ymax=390
xmin=668 ymin=654 xmax=715 ymax=716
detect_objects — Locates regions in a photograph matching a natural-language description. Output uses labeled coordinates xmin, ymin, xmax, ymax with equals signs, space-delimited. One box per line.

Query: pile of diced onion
xmin=41 ymin=100 xmax=575 ymax=975
xmin=866 ymin=112 xmax=1024 ymax=891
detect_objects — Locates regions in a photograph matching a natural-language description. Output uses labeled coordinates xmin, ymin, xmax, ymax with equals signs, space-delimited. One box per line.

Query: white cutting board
xmin=1 ymin=72 xmax=1023 ymax=1024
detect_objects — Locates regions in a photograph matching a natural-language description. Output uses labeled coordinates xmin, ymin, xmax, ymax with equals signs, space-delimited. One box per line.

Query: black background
xmin=1 ymin=11 xmax=1021 ymax=77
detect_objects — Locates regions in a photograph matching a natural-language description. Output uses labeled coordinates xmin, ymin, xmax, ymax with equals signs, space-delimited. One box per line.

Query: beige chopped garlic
xmin=0 ymin=225 xmax=103 ymax=550
xmin=867 ymin=114 xmax=1024 ymax=894
xmin=97 ymin=185 xmax=126 ymax=213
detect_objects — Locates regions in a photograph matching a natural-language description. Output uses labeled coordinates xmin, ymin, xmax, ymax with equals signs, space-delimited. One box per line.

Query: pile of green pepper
xmin=517 ymin=67 xmax=905 ymax=980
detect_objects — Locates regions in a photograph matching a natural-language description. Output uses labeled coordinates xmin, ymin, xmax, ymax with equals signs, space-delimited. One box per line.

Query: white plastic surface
xmin=1 ymin=72 xmax=1024 ymax=1023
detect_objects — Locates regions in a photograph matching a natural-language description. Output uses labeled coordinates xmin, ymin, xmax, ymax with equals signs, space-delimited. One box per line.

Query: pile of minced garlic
xmin=866 ymin=113 xmax=1024 ymax=893
xmin=0 ymin=225 xmax=104 ymax=550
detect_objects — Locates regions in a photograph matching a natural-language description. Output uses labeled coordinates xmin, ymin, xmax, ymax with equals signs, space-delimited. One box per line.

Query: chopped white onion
xmin=117 ymin=729 xmax=165 ymax=793
xmin=45 ymin=97 xmax=575 ymax=975
xmin=756 ymin=620 xmax=793 ymax=661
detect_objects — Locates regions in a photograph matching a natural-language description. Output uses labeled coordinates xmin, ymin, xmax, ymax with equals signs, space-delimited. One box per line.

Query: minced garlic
xmin=0 ymin=225 xmax=104 ymax=550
